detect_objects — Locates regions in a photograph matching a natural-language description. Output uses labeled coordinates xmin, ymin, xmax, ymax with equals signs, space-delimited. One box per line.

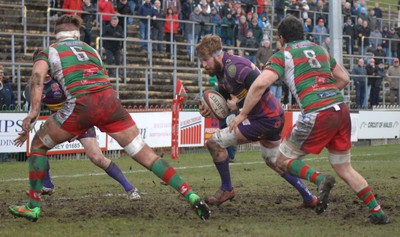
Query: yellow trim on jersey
xmin=45 ymin=102 xmax=65 ymax=112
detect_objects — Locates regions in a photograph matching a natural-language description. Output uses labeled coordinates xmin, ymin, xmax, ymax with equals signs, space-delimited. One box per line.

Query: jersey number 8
xmin=303 ymin=50 xmax=321 ymax=68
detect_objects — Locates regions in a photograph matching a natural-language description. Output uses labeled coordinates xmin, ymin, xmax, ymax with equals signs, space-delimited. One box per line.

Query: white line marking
xmin=1 ymin=152 xmax=398 ymax=183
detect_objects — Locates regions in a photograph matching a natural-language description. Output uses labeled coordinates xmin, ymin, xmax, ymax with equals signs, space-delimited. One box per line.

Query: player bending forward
xmin=9 ymin=15 xmax=210 ymax=222
xmin=196 ymin=35 xmax=317 ymax=208
xmin=230 ymin=16 xmax=389 ymax=224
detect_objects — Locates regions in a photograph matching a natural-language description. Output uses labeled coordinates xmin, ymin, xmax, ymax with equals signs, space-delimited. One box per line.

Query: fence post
xmin=11 ymin=34 xmax=15 ymax=83
xmin=145 ymin=68 xmax=149 ymax=108
xmin=17 ymin=64 xmax=21 ymax=109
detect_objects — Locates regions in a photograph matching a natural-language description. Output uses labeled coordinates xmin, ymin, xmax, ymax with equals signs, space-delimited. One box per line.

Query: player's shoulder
xmin=267 ymin=50 xmax=285 ymax=67
xmin=225 ymin=54 xmax=254 ymax=68
xmin=224 ymin=54 xmax=252 ymax=78
xmin=224 ymin=54 xmax=243 ymax=65
xmin=271 ymin=49 xmax=285 ymax=59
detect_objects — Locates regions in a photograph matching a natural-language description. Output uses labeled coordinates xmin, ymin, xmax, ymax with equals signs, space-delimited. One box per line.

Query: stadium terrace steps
xmin=0 ymin=0 xmax=397 ymax=107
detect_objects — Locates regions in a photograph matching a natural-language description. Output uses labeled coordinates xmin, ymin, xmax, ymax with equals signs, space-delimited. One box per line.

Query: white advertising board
xmin=350 ymin=113 xmax=359 ymax=142
xmin=357 ymin=111 xmax=400 ymax=139
xmin=2 ymin=110 xmax=399 ymax=154
xmin=108 ymin=112 xmax=172 ymax=150
xmin=0 ymin=113 xmax=27 ymax=153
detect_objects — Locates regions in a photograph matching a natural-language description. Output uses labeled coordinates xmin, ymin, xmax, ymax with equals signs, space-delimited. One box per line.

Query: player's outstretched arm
xmin=229 ymin=70 xmax=278 ymax=132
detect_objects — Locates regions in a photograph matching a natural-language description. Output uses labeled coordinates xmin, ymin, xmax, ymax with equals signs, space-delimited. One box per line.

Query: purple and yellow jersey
xmin=42 ymin=79 xmax=66 ymax=112
xmin=265 ymin=40 xmax=344 ymax=114
xmin=218 ymin=52 xmax=283 ymax=119
xmin=35 ymin=39 xmax=111 ymax=100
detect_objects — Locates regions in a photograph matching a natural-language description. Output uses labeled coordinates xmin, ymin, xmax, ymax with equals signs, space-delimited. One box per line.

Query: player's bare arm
xmin=331 ymin=63 xmax=350 ymax=90
xmin=22 ymin=60 xmax=48 ymax=133
xmin=229 ymin=70 xmax=278 ymax=132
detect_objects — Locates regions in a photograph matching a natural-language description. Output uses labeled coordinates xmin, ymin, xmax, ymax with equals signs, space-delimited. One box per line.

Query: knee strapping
xmin=279 ymin=140 xmax=305 ymax=160
xmin=328 ymin=152 xmax=351 ymax=165
xmin=39 ymin=134 xmax=57 ymax=149
xmin=211 ymin=127 xmax=237 ymax=149
xmin=261 ymin=146 xmax=279 ymax=165
xmin=124 ymin=135 xmax=146 ymax=157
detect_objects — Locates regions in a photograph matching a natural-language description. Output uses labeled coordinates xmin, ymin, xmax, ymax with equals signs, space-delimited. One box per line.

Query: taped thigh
xmin=39 ymin=134 xmax=57 ymax=149
xmin=328 ymin=152 xmax=351 ymax=165
xmin=124 ymin=134 xmax=146 ymax=157
xmin=260 ymin=145 xmax=279 ymax=165
xmin=211 ymin=127 xmax=237 ymax=148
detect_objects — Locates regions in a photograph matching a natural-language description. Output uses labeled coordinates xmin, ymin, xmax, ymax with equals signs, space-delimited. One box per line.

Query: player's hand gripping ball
xmin=201 ymin=90 xmax=229 ymax=120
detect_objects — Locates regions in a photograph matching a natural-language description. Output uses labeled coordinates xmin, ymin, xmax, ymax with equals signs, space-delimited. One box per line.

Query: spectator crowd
xmin=20 ymin=0 xmax=400 ymax=107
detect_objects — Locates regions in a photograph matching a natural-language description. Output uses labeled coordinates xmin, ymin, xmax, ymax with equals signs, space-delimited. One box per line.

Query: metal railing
xmin=2 ymin=2 xmax=400 ymax=107
xmin=348 ymin=72 xmax=400 ymax=109
xmin=0 ymin=2 xmax=27 ymax=50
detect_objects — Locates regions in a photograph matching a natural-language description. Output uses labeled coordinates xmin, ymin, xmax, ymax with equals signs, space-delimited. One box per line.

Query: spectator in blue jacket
xmin=312 ymin=17 xmax=328 ymax=45
xmin=210 ymin=7 xmax=222 ymax=37
xmin=0 ymin=65 xmax=16 ymax=162
xmin=138 ymin=0 xmax=156 ymax=52
xmin=351 ymin=58 xmax=368 ymax=108
xmin=373 ymin=3 xmax=383 ymax=29
xmin=0 ymin=65 xmax=15 ymax=111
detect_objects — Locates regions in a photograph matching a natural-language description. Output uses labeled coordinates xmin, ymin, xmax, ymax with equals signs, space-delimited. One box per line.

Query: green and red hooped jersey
xmin=265 ymin=40 xmax=344 ymax=114
xmin=35 ymin=39 xmax=111 ymax=100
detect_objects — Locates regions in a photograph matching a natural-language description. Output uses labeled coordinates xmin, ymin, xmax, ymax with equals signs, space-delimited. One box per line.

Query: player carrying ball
xmin=196 ymin=34 xmax=317 ymax=208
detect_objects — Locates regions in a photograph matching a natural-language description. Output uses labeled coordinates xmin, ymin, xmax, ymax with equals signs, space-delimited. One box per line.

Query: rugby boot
xmin=42 ymin=187 xmax=55 ymax=196
xmin=296 ymin=195 xmax=318 ymax=209
xmin=316 ymin=175 xmax=336 ymax=214
xmin=127 ymin=188 xmax=141 ymax=200
xmin=206 ymin=187 xmax=236 ymax=206
xmin=368 ymin=213 xmax=390 ymax=225
xmin=189 ymin=194 xmax=211 ymax=221
xmin=26 ymin=187 xmax=55 ymax=196
xmin=9 ymin=205 xmax=40 ymax=222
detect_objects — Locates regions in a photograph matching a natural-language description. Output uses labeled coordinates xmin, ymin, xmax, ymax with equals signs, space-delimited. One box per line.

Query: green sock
xmin=287 ymin=159 xmax=326 ymax=186
xmin=27 ymin=149 xmax=48 ymax=209
xmin=357 ymin=186 xmax=385 ymax=217
xmin=151 ymin=158 xmax=197 ymax=203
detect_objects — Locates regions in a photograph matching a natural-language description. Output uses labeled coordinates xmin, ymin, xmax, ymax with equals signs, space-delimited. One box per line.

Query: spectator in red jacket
xmin=164 ymin=7 xmax=179 ymax=56
xmin=99 ymin=0 xmax=117 ymax=28
xmin=164 ymin=0 xmax=181 ymax=15
xmin=63 ymin=0 xmax=83 ymax=16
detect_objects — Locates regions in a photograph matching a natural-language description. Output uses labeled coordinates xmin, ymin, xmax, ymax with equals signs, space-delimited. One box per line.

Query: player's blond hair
xmin=195 ymin=35 xmax=222 ymax=58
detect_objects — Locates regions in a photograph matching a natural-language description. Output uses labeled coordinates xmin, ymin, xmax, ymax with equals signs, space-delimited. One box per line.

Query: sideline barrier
xmin=1 ymin=109 xmax=399 ymax=156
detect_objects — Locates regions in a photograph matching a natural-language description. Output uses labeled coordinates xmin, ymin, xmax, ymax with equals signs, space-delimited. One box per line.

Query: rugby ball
xmin=201 ymin=90 xmax=229 ymax=120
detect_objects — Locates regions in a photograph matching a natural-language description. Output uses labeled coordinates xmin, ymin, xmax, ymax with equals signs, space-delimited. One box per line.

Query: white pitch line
xmin=1 ymin=152 xmax=398 ymax=183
